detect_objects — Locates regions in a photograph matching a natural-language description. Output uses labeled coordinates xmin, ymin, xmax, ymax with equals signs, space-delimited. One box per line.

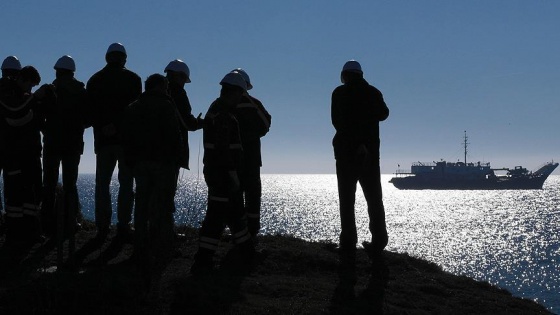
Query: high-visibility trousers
xmin=198 ymin=171 xmax=251 ymax=254
xmin=4 ymin=155 xmax=42 ymax=244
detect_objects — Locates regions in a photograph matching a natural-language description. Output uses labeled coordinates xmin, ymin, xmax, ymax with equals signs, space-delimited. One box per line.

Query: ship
xmin=389 ymin=132 xmax=559 ymax=190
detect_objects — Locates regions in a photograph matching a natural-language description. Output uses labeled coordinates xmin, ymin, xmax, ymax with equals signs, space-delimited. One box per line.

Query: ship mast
xmin=463 ymin=130 xmax=469 ymax=164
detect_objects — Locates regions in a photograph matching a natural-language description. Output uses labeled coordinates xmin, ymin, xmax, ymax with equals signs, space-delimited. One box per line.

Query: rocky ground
xmin=0 ymin=223 xmax=553 ymax=314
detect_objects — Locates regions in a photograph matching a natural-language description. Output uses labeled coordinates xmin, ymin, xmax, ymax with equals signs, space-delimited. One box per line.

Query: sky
xmin=2 ymin=1 xmax=559 ymax=174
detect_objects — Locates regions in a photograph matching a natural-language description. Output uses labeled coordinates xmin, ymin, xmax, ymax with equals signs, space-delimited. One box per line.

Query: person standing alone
xmin=331 ymin=60 xmax=389 ymax=261
xmin=87 ymin=43 xmax=142 ymax=242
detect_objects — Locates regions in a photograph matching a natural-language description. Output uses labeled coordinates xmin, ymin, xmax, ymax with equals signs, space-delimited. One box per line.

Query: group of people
xmin=0 ymin=42 xmax=272 ymax=272
xmin=0 ymin=42 xmax=389 ymax=273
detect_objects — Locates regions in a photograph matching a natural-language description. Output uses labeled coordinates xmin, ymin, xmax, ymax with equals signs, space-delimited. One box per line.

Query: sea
xmin=8 ymin=173 xmax=560 ymax=312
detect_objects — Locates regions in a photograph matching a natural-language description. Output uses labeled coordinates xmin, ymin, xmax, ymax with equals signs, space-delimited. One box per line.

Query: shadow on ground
xmin=0 ymin=225 xmax=552 ymax=314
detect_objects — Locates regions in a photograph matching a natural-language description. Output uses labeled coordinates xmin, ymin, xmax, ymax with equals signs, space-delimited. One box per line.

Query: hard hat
xmin=106 ymin=42 xmax=127 ymax=56
xmin=220 ymin=72 xmax=247 ymax=91
xmin=231 ymin=68 xmax=252 ymax=90
xmin=165 ymin=59 xmax=191 ymax=83
xmin=1 ymin=56 xmax=22 ymax=71
xmin=342 ymin=60 xmax=363 ymax=74
xmin=54 ymin=55 xmax=76 ymax=71
xmin=341 ymin=60 xmax=363 ymax=83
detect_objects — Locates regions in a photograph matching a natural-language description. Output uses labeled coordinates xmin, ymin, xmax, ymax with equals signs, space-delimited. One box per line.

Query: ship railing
xmin=411 ymin=162 xmax=437 ymax=167
xmin=394 ymin=169 xmax=413 ymax=176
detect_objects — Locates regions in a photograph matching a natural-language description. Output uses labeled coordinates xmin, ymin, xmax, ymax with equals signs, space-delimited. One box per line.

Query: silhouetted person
xmin=0 ymin=56 xmax=22 ymax=217
xmin=121 ymin=74 xmax=182 ymax=265
xmin=87 ymin=43 xmax=142 ymax=242
xmin=41 ymin=55 xmax=88 ymax=237
xmin=230 ymin=68 xmax=271 ymax=242
xmin=1 ymin=56 xmax=21 ymax=80
xmin=164 ymin=59 xmax=203 ymax=215
xmin=165 ymin=59 xmax=203 ymax=169
xmin=331 ymin=60 xmax=389 ymax=260
xmin=0 ymin=66 xmax=56 ymax=250
xmin=190 ymin=72 xmax=254 ymax=274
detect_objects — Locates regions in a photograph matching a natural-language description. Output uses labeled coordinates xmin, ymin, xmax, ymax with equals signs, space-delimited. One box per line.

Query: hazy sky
xmin=2 ymin=1 xmax=559 ymax=174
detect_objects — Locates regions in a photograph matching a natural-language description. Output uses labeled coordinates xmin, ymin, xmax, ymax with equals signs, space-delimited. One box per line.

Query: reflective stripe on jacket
xmin=203 ymin=98 xmax=243 ymax=171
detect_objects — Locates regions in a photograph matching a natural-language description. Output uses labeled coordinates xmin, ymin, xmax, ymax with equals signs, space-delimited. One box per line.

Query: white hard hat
xmin=165 ymin=59 xmax=191 ymax=83
xmin=54 ymin=55 xmax=76 ymax=71
xmin=1 ymin=56 xmax=22 ymax=71
xmin=231 ymin=68 xmax=252 ymax=90
xmin=220 ymin=72 xmax=247 ymax=91
xmin=342 ymin=60 xmax=362 ymax=73
xmin=341 ymin=60 xmax=363 ymax=83
xmin=106 ymin=42 xmax=127 ymax=56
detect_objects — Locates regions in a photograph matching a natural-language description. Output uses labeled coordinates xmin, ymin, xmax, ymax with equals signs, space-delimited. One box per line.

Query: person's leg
xmin=94 ymin=146 xmax=118 ymax=237
xmin=172 ymin=166 xmax=180 ymax=213
xmin=360 ymin=154 xmax=388 ymax=252
xmin=61 ymin=154 xmax=81 ymax=232
xmin=150 ymin=163 xmax=178 ymax=258
xmin=336 ymin=159 xmax=360 ymax=251
xmin=41 ymin=150 xmax=61 ymax=236
xmin=226 ymin=188 xmax=254 ymax=265
xmin=116 ymin=146 xmax=134 ymax=233
xmin=192 ymin=172 xmax=228 ymax=273
xmin=132 ymin=161 xmax=152 ymax=260
xmin=21 ymin=157 xmax=43 ymax=243
xmin=227 ymin=188 xmax=251 ymax=244
xmin=242 ymin=165 xmax=262 ymax=237
xmin=3 ymin=160 xmax=24 ymax=246
xmin=192 ymin=204 xmax=226 ymax=273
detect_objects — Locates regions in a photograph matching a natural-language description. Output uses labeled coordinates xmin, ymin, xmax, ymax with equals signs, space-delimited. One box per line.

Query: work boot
xmin=372 ymin=231 xmax=388 ymax=252
xmin=362 ymin=239 xmax=385 ymax=260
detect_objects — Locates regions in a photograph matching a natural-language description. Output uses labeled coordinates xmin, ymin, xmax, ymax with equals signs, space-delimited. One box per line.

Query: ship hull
xmin=390 ymin=176 xmax=550 ymax=190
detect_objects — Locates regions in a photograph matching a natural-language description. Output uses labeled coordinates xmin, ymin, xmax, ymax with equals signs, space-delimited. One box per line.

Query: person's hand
xmin=196 ymin=113 xmax=204 ymax=129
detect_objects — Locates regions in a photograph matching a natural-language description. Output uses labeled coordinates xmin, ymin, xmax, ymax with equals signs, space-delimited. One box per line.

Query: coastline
xmin=0 ymin=223 xmax=552 ymax=314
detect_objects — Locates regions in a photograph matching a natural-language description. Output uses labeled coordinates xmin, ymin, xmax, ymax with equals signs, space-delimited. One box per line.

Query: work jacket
xmin=0 ymin=78 xmax=56 ymax=158
xmin=233 ymin=94 xmax=271 ymax=168
xmin=331 ymin=77 xmax=389 ymax=161
xmin=86 ymin=63 xmax=141 ymax=151
xmin=121 ymin=90 xmax=182 ymax=167
xmin=203 ymin=98 xmax=243 ymax=173
xmin=168 ymin=82 xmax=201 ymax=169
xmin=43 ymin=76 xmax=88 ymax=154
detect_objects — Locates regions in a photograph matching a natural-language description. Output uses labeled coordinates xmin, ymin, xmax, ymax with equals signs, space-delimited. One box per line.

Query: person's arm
xmin=331 ymin=87 xmax=347 ymax=131
xmin=371 ymin=87 xmax=389 ymax=122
